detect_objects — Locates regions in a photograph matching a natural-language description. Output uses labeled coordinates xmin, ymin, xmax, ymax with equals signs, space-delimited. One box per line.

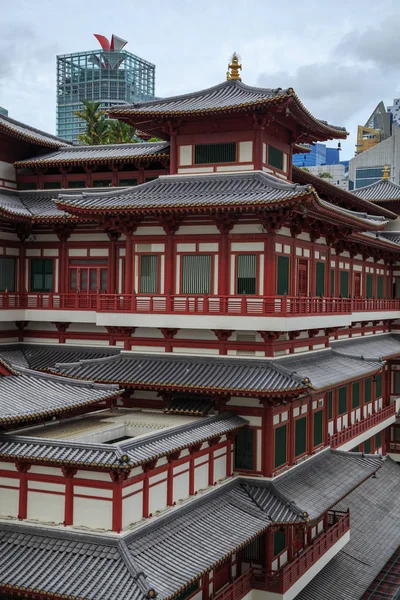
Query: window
xmin=69 ymin=259 xmax=108 ymax=292
xmin=297 ymin=259 xmax=308 ymax=296
xmin=194 ymin=142 xmax=236 ymax=165
xmin=313 ymin=410 xmax=323 ymax=447
xmin=140 ymin=255 xmax=159 ymax=293
xmin=243 ymin=538 xmax=260 ymax=560
xmin=377 ymin=275 xmax=384 ymax=299
xmin=375 ymin=373 xmax=382 ymax=398
xmin=315 ymin=262 xmax=325 ymax=297
xmin=43 ymin=181 xmax=61 ymax=189
xmin=268 ymin=146 xmax=284 ymax=171
xmin=277 ymin=256 xmax=289 ymax=295
xmin=330 ymin=269 xmax=335 ymax=296
xmin=273 ymin=530 xmax=286 ymax=556
xmin=375 ymin=432 xmax=382 ymax=449
xmin=67 ymin=180 xmax=86 ymax=188
xmin=366 ymin=274 xmax=373 ymax=299
xmin=237 ymin=254 xmax=256 ymax=294
xmin=338 ymin=386 xmax=347 ymax=415
xmin=274 ymin=424 xmax=287 ymax=468
xmin=365 ymin=378 xmax=372 ymax=403
xmin=340 ymin=271 xmax=349 ymax=298
xmin=0 ymin=257 xmax=16 ymax=292
xmin=30 ymin=259 xmax=53 ymax=292
xmin=328 ymin=391 xmax=333 ymax=420
xmin=119 ymin=178 xmax=138 ymax=186
xmin=364 ymin=438 xmax=371 ymax=454
xmin=19 ymin=182 xmax=37 ymax=190
xmin=92 ymin=179 xmax=112 ymax=187
xmin=181 ymin=254 xmax=211 ymax=294
xmin=352 ymin=382 xmax=360 ymax=408
xmin=234 ymin=428 xmax=254 ymax=470
xmin=174 ymin=581 xmax=199 ymax=600
xmin=395 ymin=371 xmax=400 ymax=394
xmin=295 ymin=416 xmax=307 ymax=457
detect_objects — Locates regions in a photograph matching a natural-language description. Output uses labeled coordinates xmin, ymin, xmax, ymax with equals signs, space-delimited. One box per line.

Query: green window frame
xmin=119 ymin=178 xmax=138 ymax=187
xmin=277 ymin=255 xmax=289 ymax=295
xmin=234 ymin=428 xmax=255 ymax=470
xmin=395 ymin=371 xmax=400 ymax=394
xmin=366 ymin=274 xmax=373 ymax=299
xmin=375 ymin=432 xmax=382 ymax=449
xmin=313 ymin=410 xmax=323 ymax=447
xmin=182 ymin=254 xmax=211 ymax=294
xmin=340 ymin=271 xmax=349 ymax=298
xmin=295 ymin=416 xmax=307 ymax=457
xmin=273 ymin=529 xmax=286 ymax=557
xmin=139 ymin=255 xmax=159 ymax=294
xmin=352 ymin=382 xmax=360 ymax=409
xmin=338 ymin=386 xmax=347 ymax=415
xmin=237 ymin=254 xmax=257 ymax=295
xmin=274 ymin=424 xmax=287 ymax=468
xmin=377 ymin=275 xmax=384 ymax=299
xmin=92 ymin=179 xmax=112 ymax=187
xmin=364 ymin=438 xmax=371 ymax=454
xmin=0 ymin=257 xmax=16 ymax=292
xmin=43 ymin=181 xmax=62 ymax=189
xmin=328 ymin=391 xmax=333 ymax=420
xmin=268 ymin=145 xmax=284 ymax=171
xmin=330 ymin=269 xmax=335 ymax=296
xmin=194 ymin=142 xmax=236 ymax=165
xmin=375 ymin=373 xmax=382 ymax=398
xmin=315 ymin=262 xmax=325 ymax=297
xmin=365 ymin=378 xmax=372 ymax=403
xmin=30 ymin=259 xmax=53 ymax=292
xmin=67 ymin=180 xmax=86 ymax=188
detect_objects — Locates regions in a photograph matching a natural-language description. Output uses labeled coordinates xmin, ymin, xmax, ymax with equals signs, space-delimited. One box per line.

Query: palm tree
xmin=107 ymin=120 xmax=138 ymax=144
xmin=74 ymin=100 xmax=109 ymax=145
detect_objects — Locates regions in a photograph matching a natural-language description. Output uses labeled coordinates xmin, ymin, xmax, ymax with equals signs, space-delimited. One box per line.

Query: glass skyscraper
xmin=56 ymin=35 xmax=155 ymax=143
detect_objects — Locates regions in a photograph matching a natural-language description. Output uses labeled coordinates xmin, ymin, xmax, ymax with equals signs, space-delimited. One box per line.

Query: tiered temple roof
xmin=353 ymin=177 xmax=400 ymax=203
xmin=0 ymin=112 xmax=71 ymax=149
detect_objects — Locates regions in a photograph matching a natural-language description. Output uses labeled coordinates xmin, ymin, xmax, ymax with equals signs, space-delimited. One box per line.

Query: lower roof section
xmin=0 ymin=449 xmax=382 ymax=600
xmin=297 ymin=458 xmax=400 ymax=600
xmin=331 ymin=332 xmax=400 ymax=361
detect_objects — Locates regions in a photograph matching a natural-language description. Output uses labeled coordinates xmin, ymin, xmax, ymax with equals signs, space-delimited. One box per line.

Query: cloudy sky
xmin=2 ymin=0 xmax=400 ymax=159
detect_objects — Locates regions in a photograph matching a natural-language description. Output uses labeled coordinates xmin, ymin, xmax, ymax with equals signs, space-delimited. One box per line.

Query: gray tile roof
xmin=0 ymin=450 xmax=382 ymax=600
xmin=374 ymin=231 xmax=400 ymax=245
xmin=352 ymin=178 xmax=400 ymax=202
xmin=0 ymin=343 xmax=121 ymax=371
xmin=55 ymin=351 xmax=308 ymax=395
xmin=296 ymin=458 xmax=400 ymax=600
xmin=0 ymin=113 xmax=71 ymax=148
xmin=0 ymin=189 xmax=72 ymax=222
xmin=109 ymin=80 xmax=347 ymax=139
xmin=14 ymin=141 xmax=170 ymax=167
xmin=0 ymin=412 xmax=247 ymax=468
xmin=274 ymin=349 xmax=382 ymax=390
xmin=0 ymin=364 xmax=120 ymax=425
xmin=332 ymin=333 xmax=400 ymax=361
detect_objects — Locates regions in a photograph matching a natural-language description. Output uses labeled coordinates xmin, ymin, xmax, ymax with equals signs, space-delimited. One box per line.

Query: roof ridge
xmin=117 ymin=538 xmax=157 ymax=598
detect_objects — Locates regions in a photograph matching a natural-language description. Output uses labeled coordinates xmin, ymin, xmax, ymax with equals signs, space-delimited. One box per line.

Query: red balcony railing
xmin=329 ymin=404 xmax=396 ymax=449
xmin=213 ymin=569 xmax=253 ymax=600
xmin=1 ymin=292 xmax=399 ymax=317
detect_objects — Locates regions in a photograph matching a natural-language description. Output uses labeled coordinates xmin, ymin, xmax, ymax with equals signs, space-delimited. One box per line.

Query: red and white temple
xmin=0 ymin=54 xmax=399 ymax=600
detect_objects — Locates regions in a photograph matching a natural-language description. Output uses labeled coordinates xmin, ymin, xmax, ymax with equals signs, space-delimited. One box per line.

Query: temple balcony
xmin=329 ymin=402 xmax=398 ymax=451
xmin=0 ymin=293 xmax=399 ymax=331
xmin=213 ymin=511 xmax=350 ymax=600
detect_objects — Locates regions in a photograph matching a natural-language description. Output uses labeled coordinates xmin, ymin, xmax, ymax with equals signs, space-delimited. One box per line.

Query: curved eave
xmin=292 ymin=166 xmax=396 ymax=219
xmin=0 ymin=123 xmax=68 ymax=150
xmin=306 ymin=191 xmax=387 ymax=231
xmin=14 ymin=152 xmax=170 ymax=169
xmin=353 ymin=232 xmax=400 ymax=252
xmin=0 ymin=210 xmax=86 ymax=226
xmin=309 ymin=366 xmax=383 ymax=393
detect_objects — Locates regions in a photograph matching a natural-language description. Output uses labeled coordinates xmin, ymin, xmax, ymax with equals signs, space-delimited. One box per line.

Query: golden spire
xmin=226 ymin=52 xmax=242 ymax=81
xmin=382 ymin=165 xmax=390 ymax=180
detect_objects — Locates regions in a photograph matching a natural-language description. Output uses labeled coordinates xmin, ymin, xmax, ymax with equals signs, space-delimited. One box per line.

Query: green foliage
xmin=107 ymin=120 xmax=138 ymax=144
xmin=301 ymin=167 xmax=310 ymax=172
xmin=318 ymin=171 xmax=333 ymax=179
xmin=75 ymin=100 xmax=139 ymax=145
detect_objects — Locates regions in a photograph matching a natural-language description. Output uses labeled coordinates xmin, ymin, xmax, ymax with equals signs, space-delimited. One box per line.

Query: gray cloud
xmin=340 ymin=15 xmax=400 ymax=67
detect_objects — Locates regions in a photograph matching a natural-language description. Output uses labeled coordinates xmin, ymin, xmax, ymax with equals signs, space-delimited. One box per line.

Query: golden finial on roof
xmin=382 ymin=165 xmax=390 ymax=180
xmin=226 ymin=52 xmax=242 ymax=81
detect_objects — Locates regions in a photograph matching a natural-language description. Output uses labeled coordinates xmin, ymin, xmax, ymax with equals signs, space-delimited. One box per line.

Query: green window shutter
xmin=375 ymin=374 xmax=382 ymax=398
xmin=396 ymin=278 xmax=400 ymax=299
xmin=366 ymin=274 xmax=373 ymax=298
xmin=31 ymin=259 xmax=53 ymax=292
xmin=340 ymin=271 xmax=349 ymax=298
xmin=274 ymin=425 xmax=287 ymax=468
xmin=377 ymin=275 xmax=384 ymax=299
xmin=234 ymin=428 xmax=255 ymax=470
xmin=365 ymin=378 xmax=372 ymax=403
xmin=328 ymin=391 xmax=333 ymax=420
xmin=277 ymin=256 xmax=289 ymax=295
xmin=352 ymin=382 xmax=360 ymax=408
xmin=0 ymin=257 xmax=16 ymax=292
xmin=338 ymin=386 xmax=347 ymax=415
xmin=194 ymin=142 xmax=236 ymax=164
xmin=352 ymin=445 xmax=360 ymax=452
xmin=273 ymin=530 xmax=286 ymax=556
xmin=268 ymin=146 xmax=284 ymax=170
xmin=330 ymin=269 xmax=335 ymax=296
xmin=375 ymin=432 xmax=382 ymax=448
xmin=237 ymin=254 xmax=257 ymax=295
xmin=315 ymin=262 xmax=325 ymax=297
xmin=395 ymin=372 xmax=400 ymax=394
xmin=295 ymin=417 xmax=307 ymax=457
xmin=364 ymin=438 xmax=371 ymax=454
xmin=182 ymin=254 xmax=211 ymax=294
xmin=313 ymin=410 xmax=323 ymax=447
xmin=140 ymin=255 xmax=159 ymax=293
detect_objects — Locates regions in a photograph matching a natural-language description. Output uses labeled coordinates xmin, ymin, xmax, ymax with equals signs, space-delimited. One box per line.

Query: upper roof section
xmin=0 ymin=113 xmax=71 ymax=149
xmin=352 ymin=176 xmax=400 ymax=203
xmin=109 ymin=57 xmax=348 ymax=143
xmin=14 ymin=141 xmax=170 ymax=169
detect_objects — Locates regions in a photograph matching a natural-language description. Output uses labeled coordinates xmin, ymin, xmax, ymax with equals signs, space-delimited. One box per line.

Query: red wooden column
xmin=264 ymin=234 xmax=276 ymax=296
xmin=252 ymin=117 xmax=266 ymax=171
xmin=167 ymin=451 xmax=180 ymax=505
xmin=55 ymin=225 xmax=73 ymax=294
xmin=169 ymin=130 xmax=178 ymax=175
xmin=16 ymin=462 xmax=30 ymax=520
xmin=262 ymin=402 xmax=274 ymax=477
xmin=106 ymin=231 xmax=121 ymax=294
xmin=215 ymin=215 xmax=235 ymax=297
xmin=110 ymin=470 xmax=130 ymax=533
xmin=62 ymin=466 xmax=77 ymax=526
xmin=122 ymin=222 xmax=138 ymax=295
xmin=208 ymin=437 xmax=221 ymax=486
xmin=161 ymin=218 xmax=181 ymax=296
xmin=142 ymin=460 xmax=156 ymax=519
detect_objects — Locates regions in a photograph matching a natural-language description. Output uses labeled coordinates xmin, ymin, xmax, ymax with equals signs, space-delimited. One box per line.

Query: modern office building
xmin=355 ymin=101 xmax=393 ymax=155
xmin=56 ymin=34 xmax=155 ymax=143
xmin=292 ymin=142 xmax=326 ymax=167
xmin=349 ymin=124 xmax=400 ymax=189
xmin=387 ymin=97 xmax=400 ymax=126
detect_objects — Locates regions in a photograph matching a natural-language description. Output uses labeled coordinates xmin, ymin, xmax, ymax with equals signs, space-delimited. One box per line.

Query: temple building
xmin=1 ymin=54 xmax=400 ymax=599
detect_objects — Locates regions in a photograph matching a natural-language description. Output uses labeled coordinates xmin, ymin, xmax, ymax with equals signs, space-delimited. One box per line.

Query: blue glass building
xmin=292 ymin=143 xmax=326 ymax=167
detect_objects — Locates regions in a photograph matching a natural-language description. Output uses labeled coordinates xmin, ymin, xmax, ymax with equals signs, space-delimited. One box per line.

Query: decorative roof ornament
xmin=382 ymin=165 xmax=390 ymax=180
xmin=226 ymin=52 xmax=242 ymax=81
